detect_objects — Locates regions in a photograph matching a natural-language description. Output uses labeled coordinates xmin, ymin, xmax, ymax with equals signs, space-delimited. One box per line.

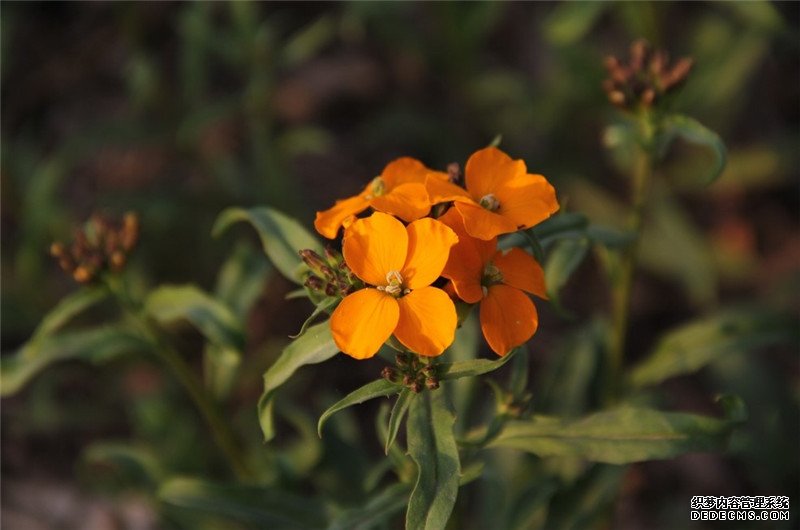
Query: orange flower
xmin=425 ymin=147 xmax=559 ymax=240
xmin=314 ymin=158 xmax=449 ymax=239
xmin=439 ymin=208 xmax=547 ymax=356
xmin=330 ymin=212 xmax=459 ymax=359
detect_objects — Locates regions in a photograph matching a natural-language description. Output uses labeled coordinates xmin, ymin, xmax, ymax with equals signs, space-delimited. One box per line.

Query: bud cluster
xmin=382 ymin=352 xmax=440 ymax=393
xmin=300 ymin=247 xmax=362 ymax=298
xmin=603 ymin=39 xmax=693 ymax=111
xmin=50 ymin=212 xmax=139 ymax=284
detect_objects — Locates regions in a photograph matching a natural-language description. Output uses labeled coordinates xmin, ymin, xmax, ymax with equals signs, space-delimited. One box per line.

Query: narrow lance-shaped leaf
xmin=1 ymin=325 xmax=150 ymax=396
xmin=406 ymin=391 xmax=460 ymax=530
xmin=212 ymin=206 xmax=323 ymax=284
xmin=489 ymin=405 xmax=742 ymax=464
xmin=144 ymin=284 xmax=244 ymax=351
xmin=438 ymin=347 xmax=517 ymax=381
xmin=385 ymin=389 xmax=415 ymax=454
xmin=259 ymin=322 xmax=340 ymax=441
xmin=629 ymin=308 xmax=799 ymax=388
xmin=318 ymin=379 xmax=401 ymax=437
xmin=544 ymin=237 xmax=589 ymax=314
xmin=328 ymin=482 xmax=410 ymax=530
xmin=658 ymin=114 xmax=727 ymax=187
xmin=34 ymin=286 xmax=109 ymax=339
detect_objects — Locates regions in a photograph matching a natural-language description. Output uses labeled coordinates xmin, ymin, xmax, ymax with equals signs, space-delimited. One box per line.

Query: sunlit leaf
xmin=490 ymin=406 xmax=740 ymax=464
xmin=259 ymin=322 xmax=339 ymax=441
xmin=629 ymin=308 xmax=799 ymax=388
xmin=406 ymin=391 xmax=460 ymax=530
xmin=318 ymin=379 xmax=401 ymax=438
xmin=213 ymin=206 xmax=323 ymax=284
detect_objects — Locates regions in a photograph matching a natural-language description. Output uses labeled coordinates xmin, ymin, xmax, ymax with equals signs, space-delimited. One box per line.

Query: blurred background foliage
xmin=1 ymin=2 xmax=798 ymax=529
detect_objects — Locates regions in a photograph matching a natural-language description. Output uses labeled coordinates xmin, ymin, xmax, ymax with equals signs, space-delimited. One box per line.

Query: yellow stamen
xmin=366 ymin=176 xmax=386 ymax=199
xmin=479 ymin=193 xmax=500 ymax=211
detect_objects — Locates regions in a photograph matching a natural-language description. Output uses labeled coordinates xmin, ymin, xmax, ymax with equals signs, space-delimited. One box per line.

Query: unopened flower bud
xmin=299 ymin=249 xmax=327 ymax=273
xmin=50 ymin=242 xmax=66 ymax=258
xmin=422 ymin=365 xmax=436 ymax=377
xmin=121 ymin=212 xmax=139 ymax=252
xmin=109 ymin=251 xmax=127 ymax=271
xmin=447 ymin=162 xmax=460 ymax=183
xmin=381 ymin=366 xmax=397 ymax=382
xmin=324 ymin=283 xmax=338 ymax=297
xmin=73 ymin=265 xmax=93 ymax=284
xmin=395 ymin=353 xmax=409 ymax=367
xmin=402 ymin=374 xmax=414 ymax=386
xmin=425 ymin=377 xmax=439 ymax=390
xmin=411 ymin=381 xmax=424 ymax=393
xmin=304 ymin=275 xmax=324 ymax=291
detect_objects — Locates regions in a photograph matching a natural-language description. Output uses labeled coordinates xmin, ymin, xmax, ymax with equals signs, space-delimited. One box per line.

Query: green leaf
xmin=318 ymin=379 xmax=401 ymax=438
xmin=629 ymin=308 xmax=799 ymax=388
xmin=544 ymin=237 xmax=590 ymax=313
xmin=83 ymin=442 xmax=164 ymax=489
xmin=438 ymin=348 xmax=517 ymax=381
xmin=328 ymin=482 xmax=410 ymax=530
xmin=212 ymin=206 xmax=323 ymax=284
xmin=1 ymin=325 xmax=149 ymax=396
xmin=259 ymin=322 xmax=339 ymax=441
xmin=290 ymin=298 xmax=338 ymax=339
xmin=214 ymin=242 xmax=271 ymax=319
xmin=406 ymin=391 xmax=460 ymax=530
xmin=159 ymin=477 xmax=326 ymax=529
xmin=386 ymin=389 xmax=415 ymax=454
xmin=34 ymin=286 xmax=109 ymax=339
xmin=658 ymin=114 xmax=727 ymax=187
xmin=144 ymin=285 xmax=244 ymax=351
xmin=490 ymin=406 xmax=738 ymax=464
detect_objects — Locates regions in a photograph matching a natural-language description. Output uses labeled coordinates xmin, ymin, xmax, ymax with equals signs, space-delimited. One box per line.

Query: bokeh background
xmin=2 ymin=2 xmax=798 ymax=529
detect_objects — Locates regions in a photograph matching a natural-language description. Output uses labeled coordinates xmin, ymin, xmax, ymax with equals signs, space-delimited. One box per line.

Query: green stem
xmin=607 ymin=116 xmax=655 ymax=401
xmin=107 ymin=276 xmax=254 ymax=481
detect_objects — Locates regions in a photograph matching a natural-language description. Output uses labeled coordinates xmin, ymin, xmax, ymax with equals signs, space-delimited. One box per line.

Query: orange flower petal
xmin=343 ymin=212 xmax=408 ymax=286
xmin=439 ymin=208 xmax=497 ymax=264
xmin=425 ymin=176 xmax=472 ymax=205
xmin=493 ymin=174 xmax=559 ymax=230
xmin=480 ymin=284 xmax=538 ymax=356
xmin=331 ymin=288 xmax=399 ymax=359
xmin=369 ymin=182 xmax=431 ymax=222
xmin=439 ymin=208 xmax=493 ymax=303
xmin=394 ymin=287 xmax=457 ymax=357
xmin=454 ymin=201 xmax=519 ymax=240
xmin=493 ymin=248 xmax=547 ymax=299
xmin=402 ymin=218 xmax=458 ymax=289
xmin=464 ymin=147 xmax=526 ymax=201
xmin=380 ymin=157 xmax=432 ymax=188
xmin=314 ymin=194 xmax=370 ymax=239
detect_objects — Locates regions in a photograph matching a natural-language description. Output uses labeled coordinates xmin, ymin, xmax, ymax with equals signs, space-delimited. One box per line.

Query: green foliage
xmin=328 ymin=482 xmax=410 ymax=530
xmin=406 ymin=391 xmax=460 ymax=530
xmin=438 ymin=347 xmax=517 ymax=380
xmin=318 ymin=379 xmax=401 ymax=438
xmin=213 ymin=207 xmax=323 ymax=284
xmin=490 ymin=405 xmax=742 ymax=464
xmin=259 ymin=322 xmax=340 ymax=441
xmin=385 ymin=388 xmax=415 ymax=454
xmin=629 ymin=308 xmax=799 ymax=388
xmin=657 ymin=114 xmax=728 ymax=187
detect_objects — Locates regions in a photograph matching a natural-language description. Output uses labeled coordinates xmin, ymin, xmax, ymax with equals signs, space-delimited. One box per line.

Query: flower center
xmin=366 ymin=176 xmax=386 ymax=199
xmin=479 ymin=193 xmax=500 ymax=211
xmin=378 ymin=270 xmax=405 ymax=296
xmin=482 ymin=263 xmax=504 ymax=285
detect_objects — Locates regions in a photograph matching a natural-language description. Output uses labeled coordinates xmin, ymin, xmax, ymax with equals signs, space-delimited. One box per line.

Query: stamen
xmin=483 ymin=263 xmax=504 ymax=283
xmin=378 ymin=270 xmax=404 ymax=297
xmin=479 ymin=193 xmax=500 ymax=211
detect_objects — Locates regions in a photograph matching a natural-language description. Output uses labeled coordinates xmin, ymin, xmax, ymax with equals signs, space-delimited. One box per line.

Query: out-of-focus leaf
xmin=386 ymin=389 xmax=415 ymax=454
xmin=282 ymin=16 xmax=336 ymax=67
xmin=159 ymin=477 xmax=326 ymax=529
xmin=276 ymin=406 xmax=323 ymax=479
xmin=503 ymin=478 xmax=559 ymax=530
xmin=490 ymin=406 xmax=740 ymax=464
xmin=259 ymin=322 xmax=339 ymax=441
xmin=290 ymin=298 xmax=337 ymax=339
xmin=545 ymin=465 xmax=627 ymax=530
xmin=445 ymin=312 xmax=480 ymax=435
xmin=144 ymin=284 xmax=244 ymax=351
xmin=406 ymin=391 xmax=460 ymax=530
xmin=544 ymin=237 xmax=590 ymax=313
xmin=438 ymin=348 xmax=517 ymax=381
xmin=213 ymin=206 xmax=322 ymax=284
xmin=658 ymin=114 xmax=727 ymax=187
xmin=585 ymin=225 xmax=635 ymax=249
xmin=214 ymin=242 xmax=271 ymax=319
xmin=629 ymin=308 xmax=799 ymax=388
xmin=33 ymin=286 xmax=108 ymax=339
xmin=543 ymin=1 xmax=606 ymax=45
xmin=1 ymin=325 xmax=149 ymax=396
xmin=83 ymin=442 xmax=164 ymax=489
xmin=328 ymin=482 xmax=409 ymax=530
xmin=501 ymin=212 xmax=589 ymax=250
xmin=318 ymin=379 xmax=401 ymax=437
xmin=278 ymin=127 xmax=334 ymax=158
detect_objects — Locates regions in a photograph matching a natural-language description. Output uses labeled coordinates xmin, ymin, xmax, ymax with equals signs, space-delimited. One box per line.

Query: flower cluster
xmin=50 ymin=212 xmax=139 ymax=284
xmin=309 ymin=147 xmax=558 ymax=361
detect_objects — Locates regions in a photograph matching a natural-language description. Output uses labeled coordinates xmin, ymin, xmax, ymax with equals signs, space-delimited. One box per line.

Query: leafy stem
xmin=105 ymin=274 xmax=254 ymax=481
